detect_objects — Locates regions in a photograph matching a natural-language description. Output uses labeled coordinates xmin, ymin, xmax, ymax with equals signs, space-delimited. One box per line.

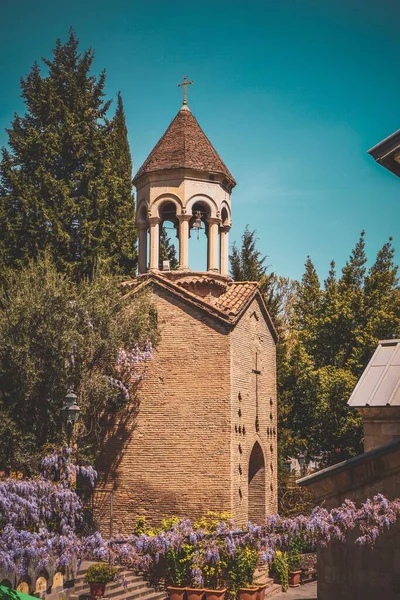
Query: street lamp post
xmin=61 ymin=389 xmax=81 ymax=446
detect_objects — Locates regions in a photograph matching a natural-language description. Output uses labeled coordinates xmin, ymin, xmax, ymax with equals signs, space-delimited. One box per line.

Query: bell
xmin=193 ymin=216 xmax=202 ymax=229
xmin=193 ymin=211 xmax=203 ymax=229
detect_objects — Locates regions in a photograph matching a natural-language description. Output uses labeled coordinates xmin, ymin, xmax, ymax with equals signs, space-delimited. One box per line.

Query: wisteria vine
xmin=1 ymin=477 xmax=399 ymax=584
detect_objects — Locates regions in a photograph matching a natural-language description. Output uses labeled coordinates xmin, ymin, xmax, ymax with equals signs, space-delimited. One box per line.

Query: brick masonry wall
xmin=230 ymin=297 xmax=278 ymax=526
xmin=98 ymin=285 xmax=232 ymax=532
xmin=97 ymin=287 xmax=278 ymax=533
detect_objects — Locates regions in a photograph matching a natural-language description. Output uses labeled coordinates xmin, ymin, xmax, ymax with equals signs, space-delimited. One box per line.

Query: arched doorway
xmin=248 ymin=441 xmax=266 ymax=523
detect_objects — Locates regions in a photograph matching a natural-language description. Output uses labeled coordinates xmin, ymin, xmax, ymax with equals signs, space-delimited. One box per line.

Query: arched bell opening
xmin=248 ymin=441 xmax=266 ymax=524
xmin=159 ymin=202 xmax=179 ymax=270
xmin=189 ymin=201 xmax=210 ymax=271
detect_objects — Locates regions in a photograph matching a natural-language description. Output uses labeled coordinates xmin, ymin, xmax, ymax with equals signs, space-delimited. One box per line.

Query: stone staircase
xmin=70 ymin=563 xmax=281 ymax=600
xmin=71 ymin=563 xmax=166 ymax=600
xmin=254 ymin=566 xmax=282 ymax=598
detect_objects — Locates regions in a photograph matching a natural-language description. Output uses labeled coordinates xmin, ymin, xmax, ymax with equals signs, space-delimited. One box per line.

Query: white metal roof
xmin=348 ymin=340 xmax=400 ymax=407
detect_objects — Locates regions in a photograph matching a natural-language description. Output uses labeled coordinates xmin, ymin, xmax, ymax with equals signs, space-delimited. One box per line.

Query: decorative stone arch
xmin=248 ymin=440 xmax=266 ymax=524
xmin=34 ymin=575 xmax=49 ymax=596
xmin=137 ymin=201 xmax=148 ymax=225
xmin=52 ymin=571 xmax=64 ymax=591
xmin=186 ymin=194 xmax=219 ymax=218
xmin=220 ymin=202 xmax=232 ymax=226
xmin=152 ymin=193 xmax=183 ymax=218
xmin=17 ymin=581 xmax=30 ymax=594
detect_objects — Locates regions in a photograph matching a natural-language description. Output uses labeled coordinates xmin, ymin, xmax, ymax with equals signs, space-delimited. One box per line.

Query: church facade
xmin=98 ymin=92 xmax=278 ymax=532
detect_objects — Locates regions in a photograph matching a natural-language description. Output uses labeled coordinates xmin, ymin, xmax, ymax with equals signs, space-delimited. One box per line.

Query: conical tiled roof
xmin=133 ymin=105 xmax=236 ymax=188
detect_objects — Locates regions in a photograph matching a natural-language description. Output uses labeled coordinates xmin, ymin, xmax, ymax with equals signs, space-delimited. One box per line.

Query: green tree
xmin=230 ymin=226 xmax=287 ymax=325
xmin=0 ymin=30 xmax=136 ymax=280
xmin=105 ymin=91 xmax=137 ymax=275
xmin=159 ymin=226 xmax=178 ymax=270
xmin=280 ymin=232 xmax=400 ymax=466
xmin=230 ymin=225 xmax=267 ymax=282
xmin=0 ymin=256 xmax=158 ymax=473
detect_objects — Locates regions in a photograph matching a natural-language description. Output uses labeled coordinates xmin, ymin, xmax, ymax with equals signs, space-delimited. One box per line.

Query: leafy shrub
xmin=270 ymin=551 xmax=289 ymax=592
xmin=84 ymin=563 xmax=118 ymax=585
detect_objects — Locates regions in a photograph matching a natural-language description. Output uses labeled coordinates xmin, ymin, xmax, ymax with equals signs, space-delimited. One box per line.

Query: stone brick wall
xmin=97 ymin=287 xmax=278 ymax=533
xmin=230 ymin=297 xmax=278 ymax=526
xmin=98 ymin=285 xmax=232 ymax=532
xmin=359 ymin=407 xmax=400 ymax=452
xmin=300 ymin=441 xmax=400 ymax=600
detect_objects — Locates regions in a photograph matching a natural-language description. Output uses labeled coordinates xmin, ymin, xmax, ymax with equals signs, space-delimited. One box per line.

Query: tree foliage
xmin=0 ymin=257 xmax=158 ymax=474
xmin=230 ymin=226 xmax=294 ymax=329
xmin=230 ymin=227 xmax=400 ymax=466
xmin=0 ymin=30 xmax=137 ymax=280
xmin=280 ymin=233 xmax=400 ymax=465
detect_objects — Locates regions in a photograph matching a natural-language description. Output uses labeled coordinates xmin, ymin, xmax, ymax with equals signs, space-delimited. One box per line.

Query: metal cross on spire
xmin=178 ymin=75 xmax=193 ymax=105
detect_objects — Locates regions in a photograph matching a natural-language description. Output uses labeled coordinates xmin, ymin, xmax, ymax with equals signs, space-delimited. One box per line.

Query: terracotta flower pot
xmin=89 ymin=583 xmax=106 ymax=598
xmin=288 ymin=570 xmax=301 ymax=588
xmin=204 ymin=588 xmax=227 ymax=600
xmin=238 ymin=587 xmax=259 ymax=600
xmin=257 ymin=584 xmax=267 ymax=600
xmin=186 ymin=588 xmax=205 ymax=600
xmin=167 ymin=586 xmax=187 ymax=600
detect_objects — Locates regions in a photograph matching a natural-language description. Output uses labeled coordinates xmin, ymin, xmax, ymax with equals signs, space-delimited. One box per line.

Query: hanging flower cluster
xmin=41 ymin=447 xmax=98 ymax=488
xmin=1 ymin=484 xmax=399 ymax=583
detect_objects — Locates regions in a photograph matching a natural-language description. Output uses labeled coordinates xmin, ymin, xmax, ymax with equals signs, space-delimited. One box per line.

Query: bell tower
xmin=133 ymin=80 xmax=236 ymax=276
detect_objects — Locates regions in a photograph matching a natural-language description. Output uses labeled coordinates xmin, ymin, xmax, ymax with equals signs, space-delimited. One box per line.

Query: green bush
xmin=270 ymin=552 xmax=289 ymax=592
xmin=228 ymin=546 xmax=259 ymax=594
xmin=84 ymin=563 xmax=118 ymax=585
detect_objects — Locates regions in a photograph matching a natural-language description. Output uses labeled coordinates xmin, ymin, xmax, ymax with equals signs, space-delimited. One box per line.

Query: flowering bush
xmin=1 ymin=485 xmax=400 ymax=589
xmin=41 ymin=446 xmax=98 ymax=488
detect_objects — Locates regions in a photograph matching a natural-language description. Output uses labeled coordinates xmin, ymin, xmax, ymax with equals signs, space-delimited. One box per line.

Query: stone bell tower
xmin=133 ymin=78 xmax=235 ymax=275
xmin=97 ymin=83 xmax=278 ymax=533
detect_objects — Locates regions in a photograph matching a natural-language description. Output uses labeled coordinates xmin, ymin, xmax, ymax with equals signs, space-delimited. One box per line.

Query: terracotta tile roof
xmin=122 ymin=273 xmax=278 ymax=342
xmin=133 ymin=106 xmax=236 ymax=188
xmin=214 ymin=282 xmax=259 ymax=316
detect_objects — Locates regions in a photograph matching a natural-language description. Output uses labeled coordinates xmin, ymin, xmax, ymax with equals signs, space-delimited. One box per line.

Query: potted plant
xmin=227 ymin=545 xmax=259 ymax=600
xmin=186 ymin=589 xmax=204 ymax=600
xmin=287 ymin=550 xmax=301 ymax=588
xmin=269 ymin=552 xmax=288 ymax=593
xmin=202 ymin=562 xmax=227 ymax=600
xmin=84 ymin=563 xmax=118 ymax=599
xmin=166 ymin=543 xmax=194 ymax=600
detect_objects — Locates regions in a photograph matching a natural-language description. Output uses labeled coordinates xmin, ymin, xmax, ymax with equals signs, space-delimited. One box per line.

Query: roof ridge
xmin=228 ymin=280 xmax=259 ymax=285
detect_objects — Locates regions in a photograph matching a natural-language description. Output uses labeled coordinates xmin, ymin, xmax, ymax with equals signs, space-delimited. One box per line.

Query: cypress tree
xmin=230 ymin=225 xmax=267 ymax=282
xmin=105 ymin=92 xmax=137 ymax=274
xmin=0 ymin=30 xmax=136 ymax=280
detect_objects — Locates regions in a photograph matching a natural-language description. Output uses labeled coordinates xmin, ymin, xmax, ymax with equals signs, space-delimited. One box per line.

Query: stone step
xmin=75 ymin=590 xmax=165 ymax=600
xmin=264 ymin=584 xmax=282 ymax=598
xmin=74 ymin=575 xmax=144 ymax=591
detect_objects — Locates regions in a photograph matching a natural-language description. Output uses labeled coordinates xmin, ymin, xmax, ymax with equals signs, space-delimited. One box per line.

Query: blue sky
xmin=1 ymin=0 xmax=399 ymax=280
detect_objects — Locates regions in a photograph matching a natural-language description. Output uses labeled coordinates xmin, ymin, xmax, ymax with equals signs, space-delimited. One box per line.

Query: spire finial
xmin=178 ymin=75 xmax=193 ymax=105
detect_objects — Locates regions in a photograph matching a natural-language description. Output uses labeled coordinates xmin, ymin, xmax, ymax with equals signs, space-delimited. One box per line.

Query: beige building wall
xmin=97 ymin=287 xmax=278 ymax=533
xmin=98 ymin=286 xmax=232 ymax=532
xmin=230 ymin=297 xmax=278 ymax=526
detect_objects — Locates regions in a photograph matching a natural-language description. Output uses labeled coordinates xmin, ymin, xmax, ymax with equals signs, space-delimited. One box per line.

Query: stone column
xmin=220 ymin=225 xmax=230 ymax=277
xmin=149 ymin=217 xmax=160 ymax=271
xmin=178 ymin=214 xmax=191 ymax=270
xmin=207 ymin=217 xmax=221 ymax=272
xmin=138 ymin=222 xmax=148 ymax=274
